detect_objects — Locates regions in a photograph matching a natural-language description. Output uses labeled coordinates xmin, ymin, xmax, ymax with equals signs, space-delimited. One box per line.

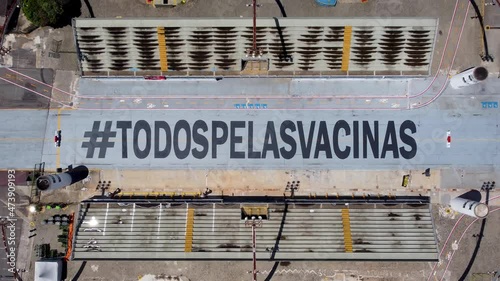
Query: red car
xmin=54 ymin=130 xmax=62 ymax=147
xmin=144 ymin=76 xmax=166 ymax=80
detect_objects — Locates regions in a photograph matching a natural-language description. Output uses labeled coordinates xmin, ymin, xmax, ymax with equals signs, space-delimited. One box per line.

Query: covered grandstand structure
xmin=71 ymin=196 xmax=438 ymax=261
xmin=72 ymin=18 xmax=438 ymax=77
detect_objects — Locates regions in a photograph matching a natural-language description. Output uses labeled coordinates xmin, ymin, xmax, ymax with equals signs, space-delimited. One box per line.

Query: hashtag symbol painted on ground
xmin=82 ymin=121 xmax=117 ymax=158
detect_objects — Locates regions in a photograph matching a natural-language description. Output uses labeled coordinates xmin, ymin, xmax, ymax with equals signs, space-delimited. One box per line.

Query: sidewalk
xmin=65 ymin=168 xmax=499 ymax=206
xmin=36 ymin=168 xmax=499 ymax=211
xmin=77 ymin=77 xmax=414 ymax=98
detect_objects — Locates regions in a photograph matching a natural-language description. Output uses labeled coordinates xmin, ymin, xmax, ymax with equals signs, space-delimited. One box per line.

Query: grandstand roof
xmin=72 ymin=200 xmax=438 ymax=261
xmin=73 ymin=18 xmax=438 ymax=77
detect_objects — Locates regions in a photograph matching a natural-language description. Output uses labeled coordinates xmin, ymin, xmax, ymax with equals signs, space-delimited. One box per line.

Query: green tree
xmin=22 ymin=0 xmax=64 ymax=27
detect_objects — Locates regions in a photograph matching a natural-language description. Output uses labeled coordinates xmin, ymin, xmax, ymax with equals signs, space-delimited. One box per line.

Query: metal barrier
xmin=116 ymin=191 xmax=202 ymax=198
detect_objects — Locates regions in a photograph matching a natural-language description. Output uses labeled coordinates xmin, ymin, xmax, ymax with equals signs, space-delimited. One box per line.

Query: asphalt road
xmin=0 ymin=77 xmax=499 ymax=171
xmin=0 ymin=109 xmax=49 ymax=169
xmin=0 ymin=68 xmax=54 ymax=109
xmin=3 ymin=76 xmax=491 ymax=171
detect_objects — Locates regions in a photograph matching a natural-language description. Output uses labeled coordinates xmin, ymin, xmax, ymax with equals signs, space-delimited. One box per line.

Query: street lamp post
xmin=246 ymin=0 xmax=262 ymax=58
xmin=245 ymin=216 xmax=263 ymax=281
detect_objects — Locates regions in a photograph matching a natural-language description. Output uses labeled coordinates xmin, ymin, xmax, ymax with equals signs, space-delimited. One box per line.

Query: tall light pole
xmin=246 ymin=0 xmax=262 ymax=58
xmin=245 ymin=216 xmax=263 ymax=281
xmin=285 ymin=181 xmax=300 ymax=197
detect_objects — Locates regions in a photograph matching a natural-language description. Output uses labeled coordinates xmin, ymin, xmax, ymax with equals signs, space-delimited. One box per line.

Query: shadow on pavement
xmin=83 ymin=0 xmax=95 ymax=18
xmin=457 ymin=189 xmax=490 ymax=281
xmin=265 ymin=202 xmax=289 ymax=281
xmin=274 ymin=0 xmax=287 ymax=17
xmin=71 ymin=261 xmax=87 ymax=281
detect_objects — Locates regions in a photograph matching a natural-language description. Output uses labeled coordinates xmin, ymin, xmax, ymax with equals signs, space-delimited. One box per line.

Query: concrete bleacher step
xmin=73 ymin=202 xmax=438 ymax=261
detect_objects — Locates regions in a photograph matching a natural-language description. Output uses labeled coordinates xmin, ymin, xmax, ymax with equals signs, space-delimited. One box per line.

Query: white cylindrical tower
xmin=450 ymin=66 xmax=489 ymax=89
xmin=36 ymin=165 xmax=89 ymax=192
xmin=450 ymin=196 xmax=489 ymax=218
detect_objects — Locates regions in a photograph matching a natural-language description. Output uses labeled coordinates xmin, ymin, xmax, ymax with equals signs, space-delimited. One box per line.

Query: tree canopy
xmin=22 ymin=0 xmax=64 ymax=27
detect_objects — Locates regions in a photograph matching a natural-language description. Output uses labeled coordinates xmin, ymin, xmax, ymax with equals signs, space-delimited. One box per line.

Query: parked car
xmin=54 ymin=130 xmax=62 ymax=147
xmin=144 ymin=76 xmax=166 ymax=80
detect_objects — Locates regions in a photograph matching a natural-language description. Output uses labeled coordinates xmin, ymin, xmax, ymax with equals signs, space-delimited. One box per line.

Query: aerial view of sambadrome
xmin=0 ymin=0 xmax=498 ymax=280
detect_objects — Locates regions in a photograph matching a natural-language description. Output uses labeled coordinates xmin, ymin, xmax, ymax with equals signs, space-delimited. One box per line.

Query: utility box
xmin=35 ymin=260 xmax=62 ymax=281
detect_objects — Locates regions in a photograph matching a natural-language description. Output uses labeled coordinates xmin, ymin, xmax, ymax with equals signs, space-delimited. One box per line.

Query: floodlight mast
xmin=245 ymin=216 xmax=263 ymax=281
xmin=252 ymin=220 xmax=257 ymax=281
xmin=246 ymin=0 xmax=262 ymax=57
xmin=252 ymin=0 xmax=257 ymax=52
